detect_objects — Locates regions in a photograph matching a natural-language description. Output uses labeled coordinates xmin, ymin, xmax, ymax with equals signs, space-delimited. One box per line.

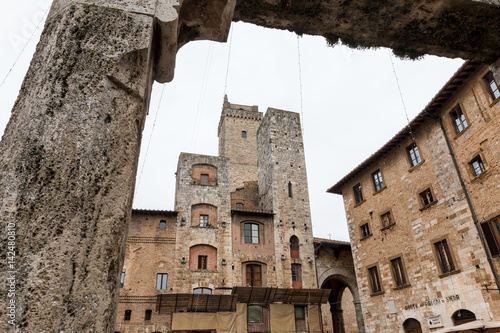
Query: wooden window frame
xmin=353 ymin=183 xmax=364 ymax=205
xmin=406 ymin=142 xmax=423 ymax=168
xmin=467 ymin=152 xmax=489 ymax=179
xmin=449 ymin=104 xmax=469 ymax=135
xmin=389 ymin=256 xmax=409 ymax=289
xmin=156 ymin=273 xmax=168 ymax=290
xmin=380 ymin=210 xmax=395 ymax=230
xmin=200 ymin=173 xmax=209 ymax=185
xmin=236 ymin=203 xmax=244 ymax=210
xmin=244 ymin=223 xmax=259 ymax=244
xmin=246 ymin=264 xmax=262 ymax=287
xmin=199 ymin=214 xmax=209 ymax=227
xmin=371 ymin=169 xmax=385 ymax=193
xmin=291 ymin=263 xmax=302 ymax=288
xmin=367 ymin=264 xmax=383 ymax=295
xmin=432 ymin=238 xmax=459 ymax=276
xmin=360 ymin=222 xmax=372 ymax=240
xmin=483 ymin=71 xmax=500 ymax=102
xmin=480 ymin=216 xmax=500 ymax=257
xmin=418 ymin=187 xmax=437 ymax=210
xmin=290 ymin=236 xmax=299 ymax=259
xmin=198 ymin=255 xmax=208 ymax=270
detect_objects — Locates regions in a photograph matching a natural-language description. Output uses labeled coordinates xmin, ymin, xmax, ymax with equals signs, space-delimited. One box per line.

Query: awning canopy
xmin=156 ymin=294 xmax=237 ymax=314
xmin=432 ymin=320 xmax=500 ymax=333
xmin=231 ymin=287 xmax=331 ymax=305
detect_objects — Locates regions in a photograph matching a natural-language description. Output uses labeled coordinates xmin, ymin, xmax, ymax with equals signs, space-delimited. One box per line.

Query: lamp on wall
xmin=221 ymin=259 xmax=227 ymax=266
xmin=181 ymin=257 xmax=186 ymax=264
xmin=181 ymin=218 xmax=186 ymax=226
xmin=291 ymin=221 xmax=296 ymax=228
xmin=308 ymin=257 xmax=313 ymax=263
xmin=221 ymin=221 xmax=227 ymax=228
xmin=281 ymin=254 xmax=286 ymax=260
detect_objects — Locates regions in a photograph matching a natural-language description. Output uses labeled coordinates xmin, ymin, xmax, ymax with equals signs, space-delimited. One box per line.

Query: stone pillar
xmin=0 ymin=0 xmax=235 ymax=330
xmin=353 ymin=299 xmax=366 ymax=333
xmin=331 ymin=308 xmax=345 ymax=333
xmin=0 ymin=4 xmax=155 ymax=332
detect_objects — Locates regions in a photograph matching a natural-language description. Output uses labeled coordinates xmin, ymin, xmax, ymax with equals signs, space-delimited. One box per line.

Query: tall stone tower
xmin=257 ymin=109 xmax=317 ymax=288
xmin=218 ymin=95 xmax=262 ymax=192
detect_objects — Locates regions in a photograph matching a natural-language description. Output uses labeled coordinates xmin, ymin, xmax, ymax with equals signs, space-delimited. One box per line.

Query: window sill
xmin=372 ymin=186 xmax=387 ymax=196
xmin=370 ymin=291 xmax=384 ymax=297
xmin=381 ymin=222 xmax=396 ymax=231
xmin=191 ymin=269 xmax=218 ymax=273
xmin=453 ymin=125 xmax=470 ymax=140
xmin=438 ymin=269 xmax=461 ymax=279
xmin=191 ymin=183 xmax=218 ymax=187
xmin=470 ymin=169 xmax=490 ymax=183
xmin=354 ymin=199 xmax=366 ymax=208
xmin=408 ymin=160 xmax=425 ymax=172
xmin=191 ymin=225 xmax=218 ymax=229
xmin=393 ymin=284 xmax=411 ymax=291
xmin=489 ymin=96 xmax=500 ymax=108
xmin=360 ymin=233 xmax=373 ymax=241
xmin=419 ymin=200 xmax=437 ymax=212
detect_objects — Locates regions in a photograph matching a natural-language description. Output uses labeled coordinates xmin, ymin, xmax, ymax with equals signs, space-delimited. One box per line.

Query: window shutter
xmin=481 ymin=222 xmax=500 ymax=257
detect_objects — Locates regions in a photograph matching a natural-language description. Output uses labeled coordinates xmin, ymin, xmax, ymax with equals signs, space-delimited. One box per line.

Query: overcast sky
xmin=0 ymin=1 xmax=464 ymax=241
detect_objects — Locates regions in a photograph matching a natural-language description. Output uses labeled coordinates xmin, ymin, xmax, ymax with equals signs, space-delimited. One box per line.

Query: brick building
xmin=328 ymin=60 xmax=500 ymax=333
xmin=115 ymin=98 xmax=359 ymax=332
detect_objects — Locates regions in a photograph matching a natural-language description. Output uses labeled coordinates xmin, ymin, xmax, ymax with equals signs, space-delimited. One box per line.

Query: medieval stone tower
xmin=115 ymin=98 xmax=324 ymax=332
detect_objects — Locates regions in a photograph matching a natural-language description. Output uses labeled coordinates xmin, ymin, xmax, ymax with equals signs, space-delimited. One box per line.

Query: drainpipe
xmin=425 ymin=113 xmax=500 ymax=290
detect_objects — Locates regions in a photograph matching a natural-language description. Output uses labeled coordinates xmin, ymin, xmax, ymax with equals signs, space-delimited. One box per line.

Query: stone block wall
xmin=257 ymin=109 xmax=318 ymax=288
xmin=174 ymin=153 xmax=233 ymax=292
xmin=218 ymin=98 xmax=262 ymax=192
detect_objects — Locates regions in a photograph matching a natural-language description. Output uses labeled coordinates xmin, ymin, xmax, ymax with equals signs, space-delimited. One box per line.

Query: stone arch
xmin=191 ymin=203 xmax=218 ymax=227
xmin=452 ymin=309 xmax=476 ymax=326
xmin=320 ymin=273 xmax=364 ymax=333
xmin=403 ymin=318 xmax=423 ymax=333
xmin=192 ymin=163 xmax=218 ymax=185
xmin=189 ymin=244 xmax=217 ymax=270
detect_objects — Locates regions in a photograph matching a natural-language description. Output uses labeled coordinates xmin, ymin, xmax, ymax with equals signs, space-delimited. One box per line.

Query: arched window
xmin=192 ymin=164 xmax=217 ymax=185
xmin=191 ymin=204 xmax=218 ymax=227
xmin=193 ymin=287 xmax=212 ymax=294
xmin=159 ymin=220 xmax=166 ymax=230
xmin=290 ymin=236 xmax=299 ymax=258
xmin=403 ymin=318 xmax=422 ymax=333
xmin=246 ymin=264 xmax=262 ymax=286
xmin=189 ymin=244 xmax=217 ymax=271
xmin=244 ymin=223 xmax=259 ymax=244
xmin=452 ymin=309 xmax=476 ymax=326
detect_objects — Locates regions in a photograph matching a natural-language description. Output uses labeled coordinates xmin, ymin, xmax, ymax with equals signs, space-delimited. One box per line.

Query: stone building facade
xmin=328 ymin=60 xmax=500 ymax=333
xmin=115 ymin=98 xmax=358 ymax=332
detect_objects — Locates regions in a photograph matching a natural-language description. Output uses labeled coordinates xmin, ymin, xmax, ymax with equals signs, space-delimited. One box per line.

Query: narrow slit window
xmin=288 ymin=181 xmax=293 ymax=198
xmin=120 ymin=272 xmax=125 ymax=288
xmin=198 ymin=255 xmax=208 ymax=270
xmin=434 ymin=239 xmax=456 ymax=274
xmin=353 ymin=183 xmax=363 ymax=204
xmin=368 ymin=266 xmax=382 ymax=293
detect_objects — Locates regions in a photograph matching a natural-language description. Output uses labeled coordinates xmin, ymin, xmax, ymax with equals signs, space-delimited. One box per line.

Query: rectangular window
xmin=469 ymin=155 xmax=486 ymax=176
xmin=368 ymin=266 xmax=382 ymax=294
xmin=200 ymin=174 xmax=209 ymax=185
xmin=291 ymin=264 xmax=302 ymax=288
xmin=236 ymin=203 xmax=244 ymax=210
xmin=360 ymin=223 xmax=371 ymax=238
xmin=145 ymin=309 xmax=152 ymax=321
xmin=120 ymin=272 xmax=125 ymax=288
xmin=407 ymin=143 xmax=422 ymax=167
xmin=124 ymin=310 xmax=132 ymax=321
xmin=156 ymin=273 xmax=168 ymax=290
xmin=246 ymin=264 xmax=262 ymax=286
xmin=419 ymin=188 xmax=435 ymax=207
xmin=484 ymin=72 xmax=500 ymax=100
xmin=353 ymin=183 xmax=364 ymax=204
xmin=450 ymin=105 xmax=468 ymax=133
xmin=434 ymin=239 xmax=456 ymax=274
xmin=288 ymin=181 xmax=293 ymax=198
xmin=481 ymin=217 xmax=500 ymax=257
xmin=244 ymin=223 xmax=259 ymax=244
xmin=294 ymin=306 xmax=305 ymax=320
xmin=198 ymin=255 xmax=208 ymax=270
xmin=199 ymin=214 xmax=209 ymax=227
xmin=372 ymin=170 xmax=384 ymax=192
xmin=159 ymin=220 xmax=167 ymax=230
xmin=248 ymin=305 xmax=263 ymax=323
xmin=380 ymin=211 xmax=394 ymax=229
xmin=390 ymin=257 xmax=408 ymax=287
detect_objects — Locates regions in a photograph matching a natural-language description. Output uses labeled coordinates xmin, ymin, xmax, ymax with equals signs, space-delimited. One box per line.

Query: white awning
xmin=432 ymin=320 xmax=500 ymax=333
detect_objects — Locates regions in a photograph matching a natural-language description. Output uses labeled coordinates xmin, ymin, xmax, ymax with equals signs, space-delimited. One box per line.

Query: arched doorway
xmin=403 ymin=318 xmax=423 ymax=333
xmin=452 ymin=309 xmax=476 ymax=326
xmin=321 ymin=278 xmax=359 ymax=333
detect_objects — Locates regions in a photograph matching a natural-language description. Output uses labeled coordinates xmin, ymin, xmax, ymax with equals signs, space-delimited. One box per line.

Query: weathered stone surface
xmin=0 ymin=4 xmax=154 ymax=332
xmin=233 ymin=0 xmax=500 ymax=62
